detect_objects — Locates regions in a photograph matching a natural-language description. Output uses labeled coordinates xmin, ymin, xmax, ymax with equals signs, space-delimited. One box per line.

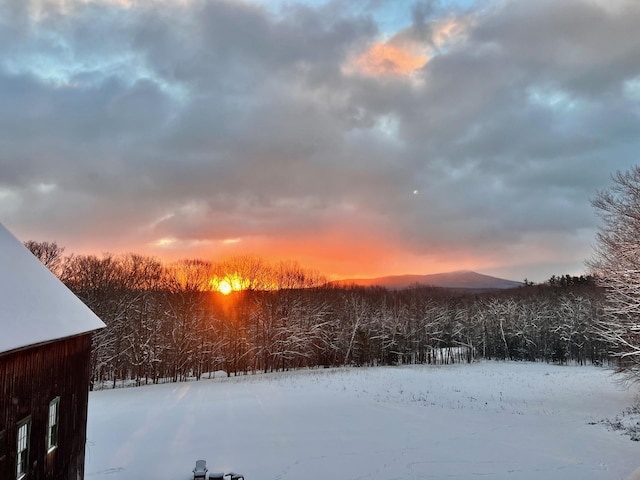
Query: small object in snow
xmin=193 ymin=460 xmax=207 ymax=480
xmin=224 ymin=473 xmax=245 ymax=480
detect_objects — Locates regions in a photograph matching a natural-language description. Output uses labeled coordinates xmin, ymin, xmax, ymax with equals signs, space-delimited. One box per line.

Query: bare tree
xmin=61 ymin=253 xmax=131 ymax=387
xmin=24 ymin=240 xmax=65 ymax=276
xmin=163 ymin=259 xmax=214 ymax=381
xmin=589 ymin=166 xmax=640 ymax=381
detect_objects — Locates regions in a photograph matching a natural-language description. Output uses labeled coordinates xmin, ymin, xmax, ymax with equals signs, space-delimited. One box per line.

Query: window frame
xmin=46 ymin=397 xmax=60 ymax=453
xmin=16 ymin=417 xmax=30 ymax=480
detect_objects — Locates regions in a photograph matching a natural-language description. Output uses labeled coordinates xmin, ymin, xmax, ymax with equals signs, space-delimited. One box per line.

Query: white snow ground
xmin=86 ymin=362 xmax=640 ymax=480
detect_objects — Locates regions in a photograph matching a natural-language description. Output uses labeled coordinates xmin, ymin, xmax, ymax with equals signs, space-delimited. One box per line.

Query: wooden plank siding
xmin=0 ymin=334 xmax=92 ymax=480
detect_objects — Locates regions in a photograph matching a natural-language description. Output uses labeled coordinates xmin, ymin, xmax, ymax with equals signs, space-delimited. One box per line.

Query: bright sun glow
xmin=218 ymin=280 xmax=233 ymax=295
xmin=211 ymin=274 xmax=247 ymax=295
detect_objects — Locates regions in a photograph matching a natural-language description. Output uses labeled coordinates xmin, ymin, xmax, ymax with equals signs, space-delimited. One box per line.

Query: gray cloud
xmin=1 ymin=0 xmax=639 ymax=281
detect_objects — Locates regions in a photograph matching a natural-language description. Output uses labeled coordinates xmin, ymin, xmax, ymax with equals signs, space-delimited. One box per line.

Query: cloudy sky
xmin=1 ymin=0 xmax=639 ymax=282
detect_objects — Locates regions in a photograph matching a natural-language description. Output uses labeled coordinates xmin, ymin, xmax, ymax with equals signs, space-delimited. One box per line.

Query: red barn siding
xmin=0 ymin=334 xmax=92 ymax=480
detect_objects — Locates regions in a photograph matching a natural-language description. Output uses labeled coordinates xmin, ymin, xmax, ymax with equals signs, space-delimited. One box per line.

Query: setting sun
xmin=218 ymin=280 xmax=232 ymax=295
xmin=211 ymin=273 xmax=248 ymax=295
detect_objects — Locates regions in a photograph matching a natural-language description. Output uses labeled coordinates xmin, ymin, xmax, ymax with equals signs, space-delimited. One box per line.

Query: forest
xmin=19 ymin=165 xmax=640 ymax=388
xmin=25 ymin=243 xmax=609 ymax=389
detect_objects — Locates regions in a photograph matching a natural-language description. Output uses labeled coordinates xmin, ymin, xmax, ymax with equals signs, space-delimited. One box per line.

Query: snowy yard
xmin=86 ymin=362 xmax=640 ymax=480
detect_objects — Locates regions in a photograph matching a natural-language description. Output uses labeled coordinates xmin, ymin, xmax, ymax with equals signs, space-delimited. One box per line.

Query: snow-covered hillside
xmin=86 ymin=362 xmax=640 ymax=480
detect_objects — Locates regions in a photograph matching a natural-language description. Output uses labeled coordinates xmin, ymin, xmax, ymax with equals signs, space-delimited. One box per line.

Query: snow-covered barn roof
xmin=0 ymin=223 xmax=105 ymax=355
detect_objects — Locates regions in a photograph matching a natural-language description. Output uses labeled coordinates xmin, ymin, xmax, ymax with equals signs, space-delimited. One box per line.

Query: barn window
xmin=47 ymin=398 xmax=60 ymax=452
xmin=16 ymin=418 xmax=30 ymax=480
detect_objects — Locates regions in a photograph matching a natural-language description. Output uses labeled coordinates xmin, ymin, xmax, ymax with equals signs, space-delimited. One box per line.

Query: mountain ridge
xmin=332 ymin=270 xmax=523 ymax=291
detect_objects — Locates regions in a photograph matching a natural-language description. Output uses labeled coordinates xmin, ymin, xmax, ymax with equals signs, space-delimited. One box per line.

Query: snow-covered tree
xmin=589 ymin=166 xmax=640 ymax=381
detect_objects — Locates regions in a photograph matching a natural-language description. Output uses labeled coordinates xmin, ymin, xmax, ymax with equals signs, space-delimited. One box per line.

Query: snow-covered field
xmin=86 ymin=362 xmax=640 ymax=480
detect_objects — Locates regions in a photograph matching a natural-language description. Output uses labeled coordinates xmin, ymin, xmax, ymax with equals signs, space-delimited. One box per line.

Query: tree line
xmin=25 ymin=242 xmax=611 ymax=389
xmin=20 ymin=164 xmax=640 ymax=386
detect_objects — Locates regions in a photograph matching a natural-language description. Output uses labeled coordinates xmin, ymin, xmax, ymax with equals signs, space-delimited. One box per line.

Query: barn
xmin=0 ymin=223 xmax=105 ymax=480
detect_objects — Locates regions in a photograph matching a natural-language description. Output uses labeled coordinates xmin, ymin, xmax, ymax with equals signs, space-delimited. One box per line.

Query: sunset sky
xmin=2 ymin=0 xmax=640 ymax=282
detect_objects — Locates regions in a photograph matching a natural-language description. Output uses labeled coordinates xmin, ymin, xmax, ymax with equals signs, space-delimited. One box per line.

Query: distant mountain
xmin=333 ymin=270 xmax=523 ymax=291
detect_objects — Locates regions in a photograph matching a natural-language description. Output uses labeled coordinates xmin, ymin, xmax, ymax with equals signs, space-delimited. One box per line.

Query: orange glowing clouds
xmin=346 ymin=16 xmax=472 ymax=79
xmin=355 ymin=43 xmax=428 ymax=77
